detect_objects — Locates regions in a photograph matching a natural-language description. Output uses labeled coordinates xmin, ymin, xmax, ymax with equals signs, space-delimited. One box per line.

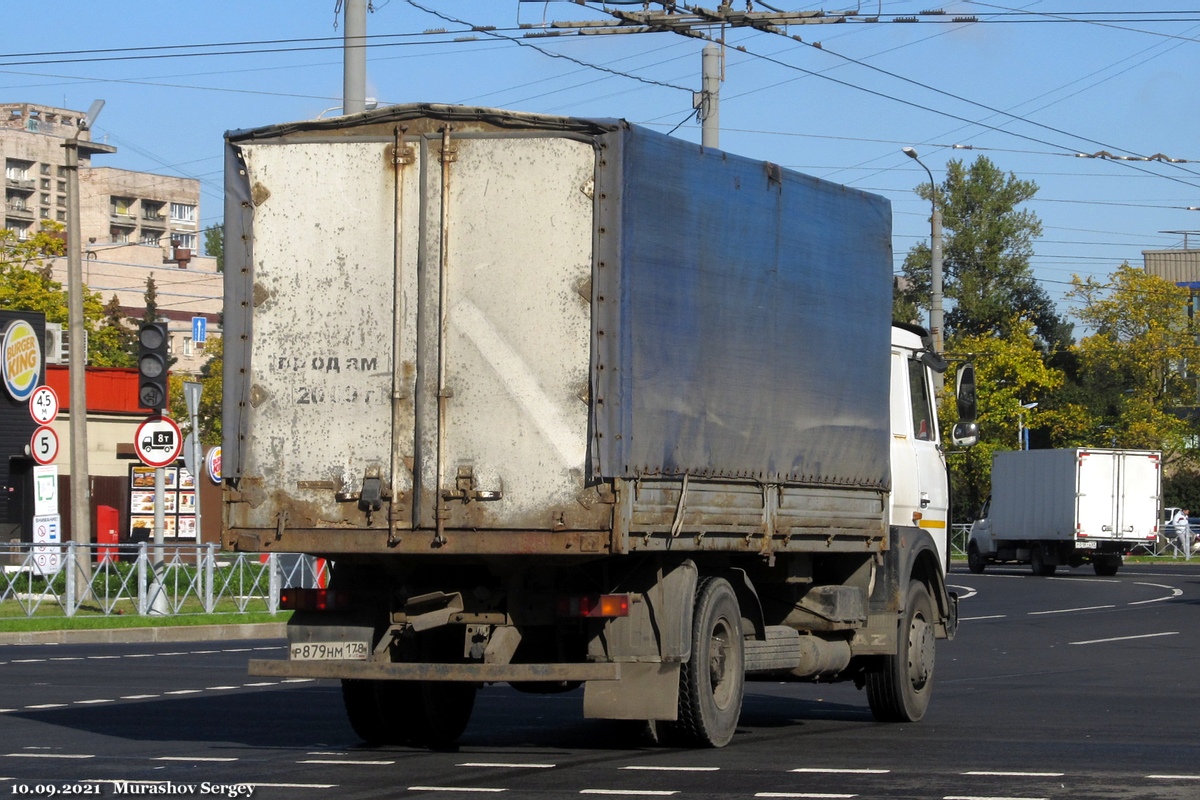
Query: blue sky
xmin=4 ymin=1 xmax=1197 ymax=334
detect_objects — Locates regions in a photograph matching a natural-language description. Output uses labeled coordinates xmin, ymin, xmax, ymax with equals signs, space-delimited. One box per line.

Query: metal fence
xmin=949 ymin=523 xmax=1193 ymax=559
xmin=0 ymin=543 xmax=328 ymax=619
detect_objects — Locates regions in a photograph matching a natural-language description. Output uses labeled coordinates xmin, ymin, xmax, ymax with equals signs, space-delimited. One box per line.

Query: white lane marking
xmin=155 ymin=756 xmax=239 ymax=762
xmin=0 ymin=708 xmax=17 ymax=713
xmin=164 ymin=690 xmax=202 ymax=696
xmin=460 ymin=763 xmax=556 ymax=769
xmin=121 ymin=695 xmax=159 ymax=700
xmin=1146 ymin=774 xmax=1200 ymax=780
xmin=74 ymin=699 xmax=115 ymax=705
xmin=960 ymin=615 xmax=1007 ymax=621
xmin=158 ymin=652 xmax=188 ymax=656
xmin=963 ymin=771 xmax=1064 ymax=777
xmin=51 ymin=657 xmax=83 ymax=661
xmin=790 ymin=768 xmax=889 ymax=774
xmin=1070 ymin=631 xmax=1179 ymax=646
xmin=298 ymin=759 xmax=395 ymax=766
xmin=282 ymin=678 xmax=316 ymax=684
xmin=205 ymin=686 xmax=240 ymax=691
xmin=4 ymin=753 xmax=95 ymax=759
xmin=1129 ymin=583 xmax=1183 ymax=605
xmin=191 ymin=650 xmax=219 ymax=654
xmin=1029 ymin=605 xmax=1115 ymax=616
xmin=127 ymin=653 xmax=154 ymax=658
xmin=244 ymin=682 xmax=278 ymax=687
xmin=621 ymin=766 xmax=719 ymax=772
xmin=25 ymin=704 xmax=67 ymax=709
xmin=755 ymin=794 xmax=856 ymax=799
xmin=13 ymin=659 xmax=45 ymax=663
xmin=947 ymin=585 xmax=977 ymax=600
xmin=225 ymin=648 xmax=252 ymax=653
xmin=408 ymin=788 xmax=506 ymax=794
xmin=87 ymin=655 xmax=121 ymax=660
xmin=580 ymin=792 xmax=678 ymax=797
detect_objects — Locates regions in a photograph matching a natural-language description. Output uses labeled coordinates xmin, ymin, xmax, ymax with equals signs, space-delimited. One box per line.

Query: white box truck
xmin=967 ymin=448 xmax=1161 ymax=576
xmin=221 ymin=104 xmax=978 ymax=748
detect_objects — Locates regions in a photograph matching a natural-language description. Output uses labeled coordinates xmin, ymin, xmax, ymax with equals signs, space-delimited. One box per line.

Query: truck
xmin=220 ymin=103 xmax=979 ymax=748
xmin=967 ymin=448 xmax=1161 ymax=577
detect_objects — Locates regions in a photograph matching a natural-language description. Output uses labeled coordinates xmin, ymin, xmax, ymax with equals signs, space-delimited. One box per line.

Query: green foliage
xmin=896 ymin=155 xmax=1071 ymax=351
xmin=169 ymin=336 xmax=223 ymax=446
xmin=204 ymin=223 xmax=224 ymax=272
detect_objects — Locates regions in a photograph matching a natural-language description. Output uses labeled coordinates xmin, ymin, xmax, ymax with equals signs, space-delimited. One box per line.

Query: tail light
xmin=280 ymin=588 xmax=351 ymax=611
xmin=557 ymin=594 xmax=631 ymax=618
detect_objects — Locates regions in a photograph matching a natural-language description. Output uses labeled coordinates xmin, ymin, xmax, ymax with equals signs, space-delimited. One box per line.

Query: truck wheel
xmin=1031 ymin=545 xmax=1056 ymax=577
xmin=967 ymin=542 xmax=986 ymax=574
xmin=1093 ymin=556 xmax=1121 ymax=577
xmin=341 ymin=679 xmax=392 ymax=744
xmin=667 ymin=577 xmax=744 ymax=747
xmin=866 ymin=580 xmax=935 ymax=723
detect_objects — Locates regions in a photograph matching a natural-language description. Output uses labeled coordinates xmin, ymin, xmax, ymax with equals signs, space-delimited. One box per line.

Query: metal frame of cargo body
xmin=221 ymin=104 xmax=895 ymax=560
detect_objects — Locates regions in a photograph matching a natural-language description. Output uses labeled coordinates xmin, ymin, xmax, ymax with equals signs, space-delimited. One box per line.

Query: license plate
xmin=1075 ymin=540 xmax=1097 ymax=549
xmin=290 ymin=641 xmax=369 ymax=661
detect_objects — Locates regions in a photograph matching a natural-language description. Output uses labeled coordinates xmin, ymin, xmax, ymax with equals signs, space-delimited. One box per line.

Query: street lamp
xmin=1018 ymin=401 xmax=1038 ymax=450
xmin=903 ymin=148 xmax=944 ymax=377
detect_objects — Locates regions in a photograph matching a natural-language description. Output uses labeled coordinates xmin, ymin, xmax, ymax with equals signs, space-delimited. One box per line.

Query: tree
xmin=89 ymin=294 xmax=137 ymax=368
xmin=0 ymin=224 xmax=133 ymax=366
xmin=1066 ymin=263 xmax=1200 ymax=467
xmin=895 ymin=156 xmax=1072 ymax=352
xmin=144 ymin=273 xmax=159 ymax=322
xmin=941 ymin=319 xmax=1067 ymax=521
xmin=203 ymin=223 xmax=224 ymax=272
xmin=168 ymin=336 xmax=223 ymax=446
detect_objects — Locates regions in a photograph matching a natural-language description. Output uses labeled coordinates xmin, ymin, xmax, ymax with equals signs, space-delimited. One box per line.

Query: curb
xmin=0 ymin=622 xmax=286 ymax=646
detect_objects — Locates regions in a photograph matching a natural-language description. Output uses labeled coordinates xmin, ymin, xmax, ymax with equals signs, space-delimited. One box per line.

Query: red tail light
xmin=280 ymin=588 xmax=350 ymax=611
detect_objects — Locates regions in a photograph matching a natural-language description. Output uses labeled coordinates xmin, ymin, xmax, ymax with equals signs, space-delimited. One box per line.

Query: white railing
xmin=0 ymin=543 xmax=328 ymax=618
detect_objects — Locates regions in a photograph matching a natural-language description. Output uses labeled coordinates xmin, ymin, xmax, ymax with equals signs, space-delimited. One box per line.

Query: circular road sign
xmin=30 ymin=425 xmax=59 ymax=465
xmin=135 ymin=415 xmax=183 ymax=468
xmin=29 ymin=385 xmax=59 ymax=425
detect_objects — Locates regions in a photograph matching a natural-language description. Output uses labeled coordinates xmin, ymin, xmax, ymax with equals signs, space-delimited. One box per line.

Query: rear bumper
xmin=248 ymin=658 xmax=621 ymax=683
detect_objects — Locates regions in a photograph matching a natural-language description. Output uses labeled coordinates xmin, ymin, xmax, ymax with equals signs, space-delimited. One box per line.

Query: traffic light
xmin=137 ymin=321 xmax=169 ymax=410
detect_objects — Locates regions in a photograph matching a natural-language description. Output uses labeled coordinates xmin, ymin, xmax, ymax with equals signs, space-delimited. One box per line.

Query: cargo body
xmin=968 ymin=448 xmax=1161 ymax=576
xmin=222 ymin=104 xmax=975 ymax=747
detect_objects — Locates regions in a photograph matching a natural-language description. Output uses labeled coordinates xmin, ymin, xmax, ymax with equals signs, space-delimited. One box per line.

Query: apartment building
xmin=2 ymin=102 xmax=220 ymax=373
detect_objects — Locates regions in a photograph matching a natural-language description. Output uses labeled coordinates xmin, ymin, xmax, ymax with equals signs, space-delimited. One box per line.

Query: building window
xmin=13 ymin=223 xmax=31 ymax=240
xmin=56 ymin=210 xmax=65 ymax=221
xmin=56 ymin=180 xmax=66 ymax=194
xmin=111 ymin=196 xmax=135 ymax=217
xmin=172 ymin=233 xmax=197 ymax=250
xmin=140 ymin=231 xmax=161 ymax=246
xmin=111 ymin=227 xmax=130 ymax=244
xmin=40 ymin=164 xmax=50 ymax=175
xmin=5 ymin=161 xmax=31 ymax=181
xmin=143 ymin=201 xmax=165 ymax=221
xmin=40 ymin=209 xmax=49 ymax=219
xmin=182 ymin=337 xmax=194 ymax=357
xmin=56 ymin=195 xmax=65 ymax=208
xmin=169 ymin=202 xmax=196 ymax=223
xmin=40 ymin=178 xmax=50 ymax=190
xmin=40 ymin=193 xmax=50 ymax=205
xmin=57 ymin=166 xmax=66 ymax=178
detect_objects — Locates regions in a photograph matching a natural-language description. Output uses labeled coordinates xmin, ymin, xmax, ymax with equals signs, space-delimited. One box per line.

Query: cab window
xmin=908 ymin=359 xmax=934 ymax=441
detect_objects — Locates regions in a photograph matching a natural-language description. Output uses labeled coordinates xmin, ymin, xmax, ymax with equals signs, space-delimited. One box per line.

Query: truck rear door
xmin=1115 ymin=452 xmax=1160 ymax=544
xmin=1076 ymin=450 xmax=1118 ymax=540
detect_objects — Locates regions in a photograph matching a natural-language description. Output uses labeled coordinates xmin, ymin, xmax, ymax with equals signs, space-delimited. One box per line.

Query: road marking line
xmin=12 ymin=659 xmax=45 ymax=663
xmin=126 ymin=654 xmax=155 ymax=658
xmin=158 ymin=652 xmax=187 ymax=656
xmin=205 ymin=686 xmax=240 ymax=691
xmin=155 ymin=756 xmax=239 ymax=762
xmin=164 ymin=690 xmax=202 ymax=695
xmin=191 ymin=650 xmax=219 ymax=654
xmin=243 ymin=682 xmax=277 ymax=687
xmin=1070 ymin=632 xmax=1179 ymax=645
xmin=24 ymin=704 xmax=67 ymax=709
xmin=460 ymin=763 xmax=556 ymax=769
xmin=4 ymin=753 xmax=95 ymax=759
xmin=790 ymin=768 xmax=888 ymax=774
xmin=580 ymin=791 xmax=678 ymax=797
xmin=1146 ymin=774 xmax=1200 ymax=780
xmin=282 ymin=678 xmax=316 ymax=683
xmin=0 ymin=709 xmax=17 ymax=713
xmin=74 ymin=699 xmax=115 ymax=705
xmin=960 ymin=615 xmax=1006 ymax=621
xmin=1029 ymin=605 xmax=1115 ymax=616
xmin=87 ymin=655 xmax=121 ymax=660
xmin=621 ymin=766 xmax=719 ymax=772
xmin=298 ymin=759 xmax=395 ymax=766
xmin=755 ymin=794 xmax=857 ymax=799
xmin=120 ymin=695 xmax=159 ymax=700
xmin=963 ymin=771 xmax=1064 ymax=777
xmin=408 ymin=787 xmax=506 ymax=793
xmin=1129 ymin=583 xmax=1183 ymax=605
xmin=225 ymin=648 xmax=252 ymax=653
xmin=50 ymin=657 xmax=83 ymax=661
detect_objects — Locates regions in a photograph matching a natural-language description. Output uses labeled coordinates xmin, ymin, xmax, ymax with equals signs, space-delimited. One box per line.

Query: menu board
xmin=128 ymin=464 xmax=198 ymax=540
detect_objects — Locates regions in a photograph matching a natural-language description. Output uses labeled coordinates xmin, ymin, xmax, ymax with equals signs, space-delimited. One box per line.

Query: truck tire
xmin=1031 ymin=545 xmax=1056 ymax=576
xmin=341 ymin=679 xmax=392 ymax=744
xmin=866 ymin=580 xmax=935 ymax=723
xmin=967 ymin=542 xmax=986 ymax=574
xmin=665 ymin=576 xmax=744 ymax=747
xmin=341 ymin=678 xmax=476 ymax=748
xmin=1093 ymin=555 xmax=1121 ymax=577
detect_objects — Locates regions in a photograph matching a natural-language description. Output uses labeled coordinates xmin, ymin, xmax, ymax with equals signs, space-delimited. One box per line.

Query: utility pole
xmin=696 ymin=43 xmax=720 ymax=149
xmin=343 ymin=0 xmax=367 ymax=115
xmin=63 ymin=99 xmax=104 ymax=603
xmin=903 ymin=147 xmax=944 ymax=391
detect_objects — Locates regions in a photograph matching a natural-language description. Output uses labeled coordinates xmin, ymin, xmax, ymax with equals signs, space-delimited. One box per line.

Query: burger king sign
xmin=3 ymin=320 xmax=42 ymax=402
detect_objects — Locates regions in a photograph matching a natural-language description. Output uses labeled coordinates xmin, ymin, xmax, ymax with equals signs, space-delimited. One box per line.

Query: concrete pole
xmin=343 ymin=0 xmax=367 ymax=115
xmin=700 ymin=43 xmax=720 ymax=149
xmin=902 ymin=147 xmax=944 ymax=392
xmin=63 ymin=133 xmax=92 ymax=600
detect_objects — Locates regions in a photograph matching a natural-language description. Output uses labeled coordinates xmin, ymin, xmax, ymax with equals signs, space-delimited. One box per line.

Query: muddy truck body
xmin=221 ymin=104 xmax=977 ymax=747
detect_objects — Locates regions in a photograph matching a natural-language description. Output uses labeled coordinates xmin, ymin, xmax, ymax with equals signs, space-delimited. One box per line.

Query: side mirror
xmin=956 ymin=363 xmax=977 ymax=422
xmin=951 ymin=421 xmax=979 ymax=447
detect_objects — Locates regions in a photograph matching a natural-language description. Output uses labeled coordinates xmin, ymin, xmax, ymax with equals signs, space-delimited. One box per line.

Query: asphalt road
xmin=1 ymin=563 xmax=1197 ymax=799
